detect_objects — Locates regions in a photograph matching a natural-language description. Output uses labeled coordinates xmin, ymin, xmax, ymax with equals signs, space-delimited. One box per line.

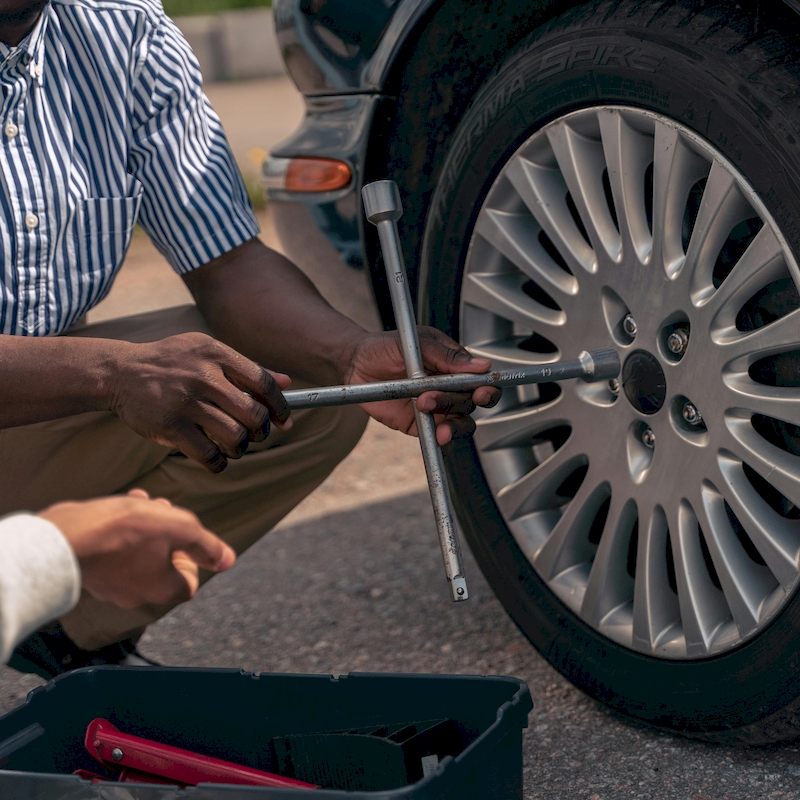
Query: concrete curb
xmin=173 ymin=8 xmax=285 ymax=82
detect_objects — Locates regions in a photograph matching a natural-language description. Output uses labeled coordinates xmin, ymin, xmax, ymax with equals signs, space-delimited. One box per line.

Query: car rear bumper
xmin=262 ymin=93 xmax=385 ymax=329
xmin=263 ymin=94 xmax=384 ymax=270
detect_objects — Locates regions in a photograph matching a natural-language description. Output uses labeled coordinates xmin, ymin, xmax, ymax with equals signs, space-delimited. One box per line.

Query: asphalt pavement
xmin=2 ymin=76 xmax=800 ymax=800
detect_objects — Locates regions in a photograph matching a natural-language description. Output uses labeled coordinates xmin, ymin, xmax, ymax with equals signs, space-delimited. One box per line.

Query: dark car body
xmin=267 ymin=0 xmax=800 ymax=327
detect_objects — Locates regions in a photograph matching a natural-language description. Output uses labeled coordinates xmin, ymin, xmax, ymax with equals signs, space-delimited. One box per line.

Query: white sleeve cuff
xmin=0 ymin=514 xmax=81 ymax=664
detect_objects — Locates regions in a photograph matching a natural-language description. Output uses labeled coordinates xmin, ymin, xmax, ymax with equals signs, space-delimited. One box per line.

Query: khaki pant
xmin=0 ymin=305 xmax=368 ymax=650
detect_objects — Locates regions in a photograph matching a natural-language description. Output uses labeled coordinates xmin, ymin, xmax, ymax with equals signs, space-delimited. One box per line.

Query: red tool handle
xmin=85 ymin=718 xmax=317 ymax=789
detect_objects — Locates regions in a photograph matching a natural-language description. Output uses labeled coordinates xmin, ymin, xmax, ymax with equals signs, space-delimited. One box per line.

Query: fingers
xmin=220 ymin=348 xmax=292 ymax=429
xmin=194 ymin=403 xmax=250 ymax=459
xmin=127 ymin=555 xmax=196 ymax=608
xmin=172 ymin=552 xmax=201 ymax=599
xmin=416 ymin=391 xmax=476 ymax=417
xmin=436 ymin=416 xmax=477 ymax=446
xmin=473 ymin=386 xmax=501 ymax=408
xmin=415 ymin=390 xmax=485 ymax=446
xmin=174 ymin=425 xmax=228 ymax=473
xmin=401 ymin=411 xmax=477 ymax=445
xmin=418 ymin=327 xmax=492 ymax=376
xmin=155 ymin=508 xmax=236 ymax=573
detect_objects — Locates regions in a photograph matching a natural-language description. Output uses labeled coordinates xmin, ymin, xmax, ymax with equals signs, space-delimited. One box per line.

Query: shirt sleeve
xmin=128 ymin=10 xmax=260 ymax=274
xmin=0 ymin=514 xmax=81 ymax=664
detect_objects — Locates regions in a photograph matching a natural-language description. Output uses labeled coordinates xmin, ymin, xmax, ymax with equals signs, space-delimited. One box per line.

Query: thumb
xmin=419 ymin=328 xmax=491 ymax=375
xmin=172 ymin=552 xmax=201 ymax=598
xmin=158 ymin=508 xmax=236 ymax=572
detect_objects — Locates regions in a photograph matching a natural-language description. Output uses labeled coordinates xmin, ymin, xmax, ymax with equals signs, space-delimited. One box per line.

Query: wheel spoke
xmin=580 ymin=495 xmax=637 ymax=627
xmin=704 ymin=224 xmax=786 ymax=322
xmin=533 ymin=473 xmax=609 ymax=580
xmin=494 ymin=437 xmax=585 ymax=521
xmin=686 ymin=161 xmax=753 ymax=302
xmin=505 ymin=155 xmax=597 ymax=275
xmin=474 ymin=396 xmax=563 ymax=451
xmin=717 ymin=452 xmax=800 ymax=588
xmin=671 ymin=501 xmax=731 ymax=656
xmin=700 ymin=482 xmax=778 ymax=635
xmin=632 ymin=505 xmax=681 ymax=652
xmin=474 ymin=209 xmax=579 ymax=298
xmin=725 ymin=413 xmax=800 ymax=508
xmin=651 ymin=120 xmax=710 ymax=278
xmin=598 ymin=109 xmax=654 ymax=264
xmin=547 ymin=120 xmax=623 ymax=262
xmin=468 ymin=338 xmax=563 ymax=369
xmin=718 ymin=306 xmax=800 ymax=364
xmin=724 ymin=379 xmax=800 ymax=428
xmin=461 ymin=271 xmax=567 ymax=343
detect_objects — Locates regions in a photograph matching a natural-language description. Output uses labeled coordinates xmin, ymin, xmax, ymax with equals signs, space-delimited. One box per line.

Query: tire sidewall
xmin=422 ymin=4 xmax=800 ymax=735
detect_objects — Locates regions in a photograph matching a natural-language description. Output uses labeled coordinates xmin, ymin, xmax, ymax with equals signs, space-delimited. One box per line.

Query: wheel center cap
xmin=622 ymin=350 xmax=667 ymax=415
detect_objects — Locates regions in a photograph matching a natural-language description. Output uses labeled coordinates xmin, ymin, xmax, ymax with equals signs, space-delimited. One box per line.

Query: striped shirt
xmin=0 ymin=0 xmax=259 ymax=336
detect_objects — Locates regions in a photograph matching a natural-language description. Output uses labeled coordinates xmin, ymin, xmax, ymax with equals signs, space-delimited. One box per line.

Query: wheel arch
xmin=782 ymin=0 xmax=800 ymax=16
xmin=362 ymin=0 xmax=586 ymax=328
xmin=361 ymin=0 xmax=800 ymax=328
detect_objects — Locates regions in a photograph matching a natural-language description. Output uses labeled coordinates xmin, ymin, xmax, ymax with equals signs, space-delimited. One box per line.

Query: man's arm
xmin=0 ymin=335 xmax=117 ymax=427
xmin=182 ymin=238 xmax=364 ymax=387
xmin=182 ymin=237 xmax=501 ymax=446
xmin=0 ymin=329 xmax=292 ymax=473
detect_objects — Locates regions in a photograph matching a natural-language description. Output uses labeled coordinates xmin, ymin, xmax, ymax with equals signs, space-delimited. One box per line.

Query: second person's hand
xmin=39 ymin=489 xmax=236 ymax=610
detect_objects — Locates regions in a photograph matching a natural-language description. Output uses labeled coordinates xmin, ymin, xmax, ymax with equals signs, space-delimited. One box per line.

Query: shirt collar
xmin=0 ymin=4 xmax=49 ymax=86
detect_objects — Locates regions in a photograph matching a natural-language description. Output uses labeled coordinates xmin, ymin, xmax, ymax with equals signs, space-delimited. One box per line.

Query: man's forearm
xmin=181 ymin=239 xmax=367 ymax=386
xmin=0 ymin=335 xmax=116 ymax=428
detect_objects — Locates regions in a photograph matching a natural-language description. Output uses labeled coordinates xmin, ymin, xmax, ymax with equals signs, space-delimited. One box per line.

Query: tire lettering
xmin=537 ymin=44 xmax=663 ymax=78
xmin=430 ymin=74 xmax=525 ymax=231
xmin=567 ymin=44 xmax=604 ymax=70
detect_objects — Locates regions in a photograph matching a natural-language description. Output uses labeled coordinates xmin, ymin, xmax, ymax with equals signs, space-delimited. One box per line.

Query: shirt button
xmin=4 ymin=123 xmax=18 ymax=139
xmin=25 ymin=213 xmax=39 ymax=230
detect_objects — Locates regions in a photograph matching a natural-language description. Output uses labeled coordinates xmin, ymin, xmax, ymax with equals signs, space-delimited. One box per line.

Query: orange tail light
xmin=284 ymin=158 xmax=352 ymax=192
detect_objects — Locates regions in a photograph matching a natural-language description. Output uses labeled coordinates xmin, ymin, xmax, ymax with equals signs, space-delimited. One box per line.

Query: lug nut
xmin=608 ymin=378 xmax=620 ymax=395
xmin=642 ymin=427 xmax=656 ymax=449
xmin=623 ymin=314 xmax=637 ymax=338
xmin=682 ymin=402 xmax=702 ymax=426
xmin=667 ymin=327 xmax=689 ymax=356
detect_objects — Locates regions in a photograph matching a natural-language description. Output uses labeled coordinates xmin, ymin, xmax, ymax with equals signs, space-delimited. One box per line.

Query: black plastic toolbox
xmin=0 ymin=667 xmax=532 ymax=798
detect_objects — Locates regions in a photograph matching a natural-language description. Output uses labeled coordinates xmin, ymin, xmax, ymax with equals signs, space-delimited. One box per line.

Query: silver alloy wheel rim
xmin=460 ymin=106 xmax=800 ymax=660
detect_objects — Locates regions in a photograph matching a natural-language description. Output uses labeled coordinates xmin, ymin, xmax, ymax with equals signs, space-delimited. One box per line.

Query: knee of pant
xmin=322 ymin=404 xmax=368 ymax=469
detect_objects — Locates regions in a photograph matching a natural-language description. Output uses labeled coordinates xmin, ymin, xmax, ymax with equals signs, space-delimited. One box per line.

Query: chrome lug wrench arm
xmin=361 ymin=180 xmax=469 ymax=602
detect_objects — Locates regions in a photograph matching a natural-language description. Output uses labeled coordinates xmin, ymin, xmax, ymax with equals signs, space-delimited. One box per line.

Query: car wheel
xmin=420 ymin=0 xmax=800 ymax=743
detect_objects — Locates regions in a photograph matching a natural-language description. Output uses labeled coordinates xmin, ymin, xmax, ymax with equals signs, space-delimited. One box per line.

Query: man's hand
xmin=39 ymin=490 xmax=235 ymax=610
xmin=344 ymin=327 xmax=501 ymax=445
xmin=107 ymin=333 xmax=292 ymax=473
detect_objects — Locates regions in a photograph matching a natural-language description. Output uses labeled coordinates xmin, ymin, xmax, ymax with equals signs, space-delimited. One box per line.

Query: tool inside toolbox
xmin=273 ymin=718 xmax=464 ymax=790
xmin=72 ymin=716 xmax=465 ymax=790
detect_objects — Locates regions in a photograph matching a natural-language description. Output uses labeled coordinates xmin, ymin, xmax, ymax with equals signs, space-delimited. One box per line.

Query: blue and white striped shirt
xmin=0 ymin=0 xmax=259 ymax=336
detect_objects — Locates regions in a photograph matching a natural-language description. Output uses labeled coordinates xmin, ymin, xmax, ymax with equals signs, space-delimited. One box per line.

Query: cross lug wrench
xmin=281 ymin=179 xmax=621 ymax=603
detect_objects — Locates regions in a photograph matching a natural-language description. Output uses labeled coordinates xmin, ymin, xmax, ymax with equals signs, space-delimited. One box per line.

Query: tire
xmin=420 ymin=0 xmax=800 ymax=744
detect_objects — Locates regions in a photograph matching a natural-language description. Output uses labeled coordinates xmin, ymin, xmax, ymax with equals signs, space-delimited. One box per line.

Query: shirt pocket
xmin=75 ymin=194 xmax=142 ymax=306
